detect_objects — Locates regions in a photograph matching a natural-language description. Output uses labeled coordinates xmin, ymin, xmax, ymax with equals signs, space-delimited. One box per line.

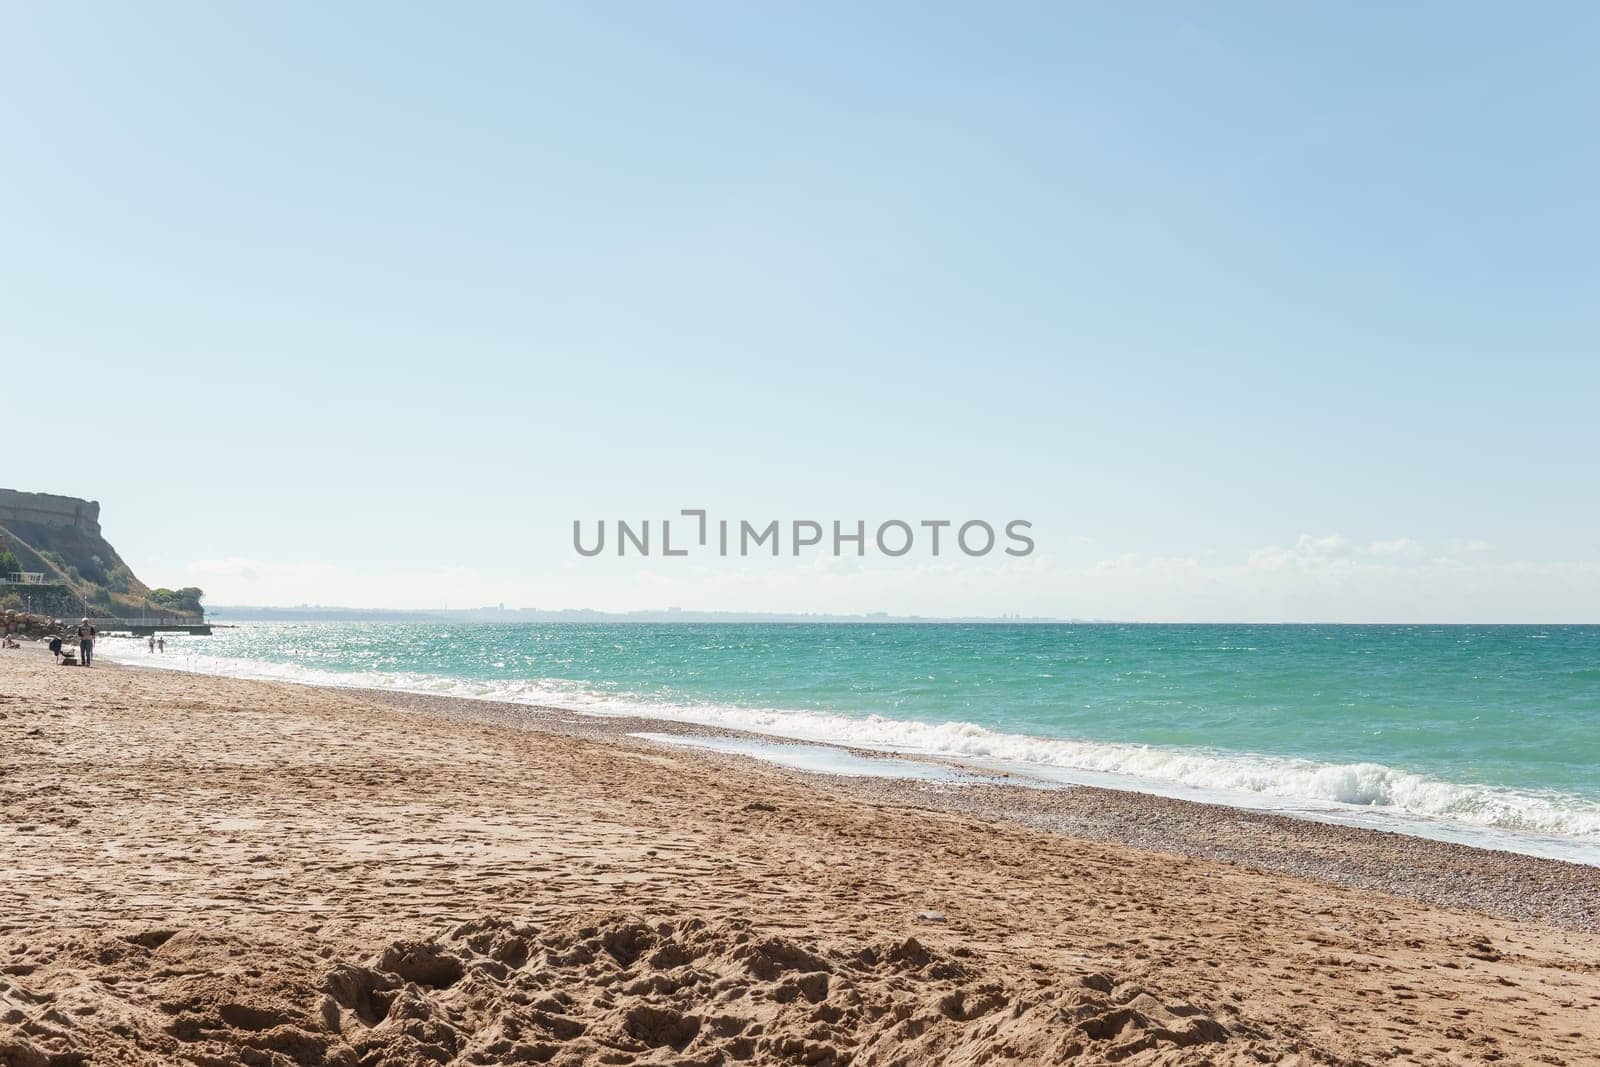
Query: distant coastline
xmin=206 ymin=607 xmax=1594 ymax=625
xmin=206 ymin=605 xmax=1074 ymax=624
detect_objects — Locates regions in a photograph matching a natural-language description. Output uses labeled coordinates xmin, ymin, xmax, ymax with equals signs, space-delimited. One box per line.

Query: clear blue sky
xmin=4 ymin=2 xmax=1596 ymax=620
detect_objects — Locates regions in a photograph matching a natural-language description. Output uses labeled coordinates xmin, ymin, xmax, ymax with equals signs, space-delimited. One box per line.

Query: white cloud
xmin=1446 ymin=538 xmax=1491 ymax=555
xmin=1297 ymin=533 xmax=1355 ymax=559
xmin=1368 ymin=538 xmax=1421 ymax=556
xmin=1247 ymin=533 xmax=1359 ymax=571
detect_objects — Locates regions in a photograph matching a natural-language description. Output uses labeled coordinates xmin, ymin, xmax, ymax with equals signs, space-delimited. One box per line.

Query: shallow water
xmin=628 ymin=732 xmax=989 ymax=782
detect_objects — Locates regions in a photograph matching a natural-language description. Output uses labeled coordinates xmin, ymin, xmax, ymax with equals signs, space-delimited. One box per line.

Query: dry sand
xmin=2 ymin=647 xmax=1598 ymax=1066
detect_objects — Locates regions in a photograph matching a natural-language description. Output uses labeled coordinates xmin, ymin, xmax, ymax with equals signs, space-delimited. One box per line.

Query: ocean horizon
xmin=101 ymin=620 xmax=1600 ymax=865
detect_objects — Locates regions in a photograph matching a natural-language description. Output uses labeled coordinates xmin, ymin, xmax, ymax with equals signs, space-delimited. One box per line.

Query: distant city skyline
xmin=4 ymin=3 xmax=1597 ymax=621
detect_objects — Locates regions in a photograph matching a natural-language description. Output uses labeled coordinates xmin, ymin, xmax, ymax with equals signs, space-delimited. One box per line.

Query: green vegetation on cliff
xmin=149 ymin=587 xmax=206 ymax=615
xmin=0 ymin=488 xmax=203 ymax=619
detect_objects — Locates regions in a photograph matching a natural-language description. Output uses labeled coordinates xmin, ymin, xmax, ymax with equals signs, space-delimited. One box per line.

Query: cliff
xmin=0 ymin=490 xmax=102 ymax=535
xmin=0 ymin=488 xmax=197 ymax=619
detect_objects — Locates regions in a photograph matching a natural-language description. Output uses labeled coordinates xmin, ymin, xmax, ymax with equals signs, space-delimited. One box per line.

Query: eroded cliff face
xmin=0 ymin=488 xmax=169 ymax=617
xmin=0 ymin=489 xmax=102 ymax=537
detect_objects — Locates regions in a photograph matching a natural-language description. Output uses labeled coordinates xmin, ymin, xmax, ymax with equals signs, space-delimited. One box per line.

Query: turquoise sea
xmin=101 ymin=623 xmax=1600 ymax=861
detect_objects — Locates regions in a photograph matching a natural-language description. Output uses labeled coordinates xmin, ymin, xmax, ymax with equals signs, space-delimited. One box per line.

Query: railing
xmin=90 ymin=616 xmax=213 ymax=634
xmin=102 ymin=618 xmax=202 ymax=625
xmin=0 ymin=572 xmax=51 ymax=585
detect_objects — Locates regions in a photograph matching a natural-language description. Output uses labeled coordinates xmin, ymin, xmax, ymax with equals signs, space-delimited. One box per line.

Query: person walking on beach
xmin=77 ymin=618 xmax=96 ymax=667
xmin=148 ymin=635 xmax=155 ymax=653
xmin=157 ymin=636 xmax=165 ymax=653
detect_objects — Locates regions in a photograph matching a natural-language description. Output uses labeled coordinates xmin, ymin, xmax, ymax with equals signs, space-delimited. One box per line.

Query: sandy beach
xmin=3 ymin=647 xmax=1598 ymax=1066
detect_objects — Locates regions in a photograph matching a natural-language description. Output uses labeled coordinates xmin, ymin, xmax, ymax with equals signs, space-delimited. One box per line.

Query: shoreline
xmin=91 ymin=632 xmax=1600 ymax=867
xmin=6 ymin=645 xmax=1600 ymax=1065
xmin=353 ymin=681 xmax=1600 ymax=934
xmin=97 ymin=642 xmax=1600 ymax=930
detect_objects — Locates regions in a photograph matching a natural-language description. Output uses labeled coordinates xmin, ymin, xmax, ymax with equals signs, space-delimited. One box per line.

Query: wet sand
xmin=3 ymin=646 xmax=1598 ymax=1065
